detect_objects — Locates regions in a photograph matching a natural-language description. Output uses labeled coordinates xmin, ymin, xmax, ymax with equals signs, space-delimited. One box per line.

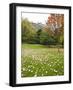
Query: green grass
xmin=22 ymin=44 xmax=48 ymax=49
xmin=21 ymin=44 xmax=64 ymax=77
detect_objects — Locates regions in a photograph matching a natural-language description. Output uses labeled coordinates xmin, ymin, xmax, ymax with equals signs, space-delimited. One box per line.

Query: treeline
xmin=22 ymin=14 xmax=64 ymax=47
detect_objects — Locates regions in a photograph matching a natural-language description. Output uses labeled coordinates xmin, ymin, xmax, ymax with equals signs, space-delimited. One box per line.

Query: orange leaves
xmin=47 ymin=14 xmax=64 ymax=28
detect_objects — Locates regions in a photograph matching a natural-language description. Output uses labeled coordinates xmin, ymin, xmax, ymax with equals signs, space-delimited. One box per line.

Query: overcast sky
xmin=22 ymin=12 xmax=50 ymax=24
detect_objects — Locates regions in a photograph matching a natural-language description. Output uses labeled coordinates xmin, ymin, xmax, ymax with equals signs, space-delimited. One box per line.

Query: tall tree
xmin=21 ymin=18 xmax=36 ymax=43
xmin=47 ymin=14 xmax=64 ymax=46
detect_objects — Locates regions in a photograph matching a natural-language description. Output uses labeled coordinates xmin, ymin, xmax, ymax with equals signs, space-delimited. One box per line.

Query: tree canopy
xmin=21 ymin=14 xmax=64 ymax=47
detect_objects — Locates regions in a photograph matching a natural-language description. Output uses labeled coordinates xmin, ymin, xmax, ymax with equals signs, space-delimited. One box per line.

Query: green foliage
xmin=35 ymin=29 xmax=42 ymax=44
xmin=39 ymin=30 xmax=56 ymax=45
xmin=21 ymin=18 xmax=64 ymax=46
xmin=22 ymin=18 xmax=37 ymax=44
xmin=59 ymin=35 xmax=64 ymax=47
xmin=40 ymin=31 xmax=50 ymax=45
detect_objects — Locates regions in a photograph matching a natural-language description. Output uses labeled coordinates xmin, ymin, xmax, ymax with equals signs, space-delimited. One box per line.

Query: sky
xmin=22 ymin=12 xmax=50 ymax=24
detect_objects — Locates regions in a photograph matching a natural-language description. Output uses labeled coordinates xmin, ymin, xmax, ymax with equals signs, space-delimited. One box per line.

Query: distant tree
xmin=21 ymin=18 xmax=37 ymax=43
xmin=40 ymin=31 xmax=49 ymax=45
xmin=47 ymin=14 xmax=64 ymax=31
xmin=47 ymin=14 xmax=64 ymax=47
xmin=44 ymin=25 xmax=54 ymax=37
xmin=36 ymin=29 xmax=42 ymax=44
xmin=40 ymin=30 xmax=55 ymax=45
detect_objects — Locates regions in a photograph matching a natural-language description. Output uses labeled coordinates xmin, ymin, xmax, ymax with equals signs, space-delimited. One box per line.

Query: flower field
xmin=21 ymin=44 xmax=64 ymax=77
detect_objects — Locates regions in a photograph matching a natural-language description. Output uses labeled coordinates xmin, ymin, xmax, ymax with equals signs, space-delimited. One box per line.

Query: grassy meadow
xmin=21 ymin=44 xmax=64 ymax=77
xmin=21 ymin=13 xmax=64 ymax=77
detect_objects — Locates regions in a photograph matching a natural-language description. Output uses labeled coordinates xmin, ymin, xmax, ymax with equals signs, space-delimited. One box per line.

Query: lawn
xmin=21 ymin=44 xmax=64 ymax=77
